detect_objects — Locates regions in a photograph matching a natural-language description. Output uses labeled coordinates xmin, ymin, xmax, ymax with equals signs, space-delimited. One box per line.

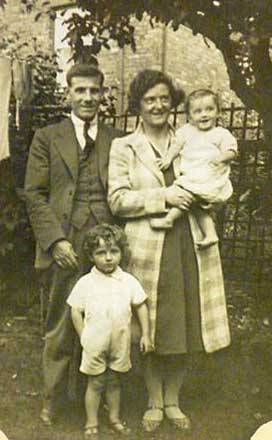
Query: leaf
xmin=35 ymin=12 xmax=42 ymax=21
xmin=49 ymin=10 xmax=56 ymax=20
xmin=0 ymin=0 xmax=6 ymax=10
xmin=103 ymin=41 xmax=110 ymax=49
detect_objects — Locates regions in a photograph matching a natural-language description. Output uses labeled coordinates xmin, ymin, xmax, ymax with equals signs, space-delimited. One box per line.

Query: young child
xmin=151 ymin=89 xmax=238 ymax=248
xmin=67 ymin=224 xmax=152 ymax=439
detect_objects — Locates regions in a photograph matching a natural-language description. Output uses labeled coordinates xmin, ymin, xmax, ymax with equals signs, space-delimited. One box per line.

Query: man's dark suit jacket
xmin=24 ymin=118 xmax=123 ymax=269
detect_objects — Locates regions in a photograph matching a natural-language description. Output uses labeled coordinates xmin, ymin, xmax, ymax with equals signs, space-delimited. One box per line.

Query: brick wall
xmin=0 ymin=0 xmax=54 ymax=54
xmin=1 ymin=1 xmax=240 ymax=114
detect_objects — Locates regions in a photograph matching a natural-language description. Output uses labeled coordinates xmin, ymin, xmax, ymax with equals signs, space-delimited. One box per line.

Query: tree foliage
xmin=9 ymin=1 xmax=270 ymax=122
xmin=2 ymin=1 xmax=271 ymax=127
xmin=71 ymin=1 xmax=272 ymax=129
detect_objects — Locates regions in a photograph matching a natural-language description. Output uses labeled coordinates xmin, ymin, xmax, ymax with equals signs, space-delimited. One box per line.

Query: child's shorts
xmin=80 ymin=319 xmax=132 ymax=375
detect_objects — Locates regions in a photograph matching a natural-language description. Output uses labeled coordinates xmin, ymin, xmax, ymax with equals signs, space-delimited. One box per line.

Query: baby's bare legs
xmin=195 ymin=209 xmax=218 ymax=249
xmin=150 ymin=207 xmax=183 ymax=229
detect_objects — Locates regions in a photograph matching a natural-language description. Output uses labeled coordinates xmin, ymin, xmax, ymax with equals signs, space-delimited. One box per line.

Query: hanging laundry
xmin=12 ymin=59 xmax=33 ymax=129
xmin=12 ymin=59 xmax=33 ymax=104
xmin=0 ymin=57 xmax=12 ymax=162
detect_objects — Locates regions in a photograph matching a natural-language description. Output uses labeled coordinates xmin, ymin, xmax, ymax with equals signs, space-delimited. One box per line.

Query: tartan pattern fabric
xmin=108 ymin=124 xmax=230 ymax=353
xmin=124 ymin=219 xmax=165 ymax=343
xmin=189 ymin=214 xmax=231 ymax=352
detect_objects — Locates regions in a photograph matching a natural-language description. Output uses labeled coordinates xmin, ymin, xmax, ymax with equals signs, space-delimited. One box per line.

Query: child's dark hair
xmin=185 ymin=89 xmax=221 ymax=115
xmin=84 ymin=224 xmax=128 ymax=258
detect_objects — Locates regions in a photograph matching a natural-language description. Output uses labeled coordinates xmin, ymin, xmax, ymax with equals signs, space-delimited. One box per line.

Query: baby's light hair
xmin=83 ymin=223 xmax=128 ymax=259
xmin=185 ymin=89 xmax=221 ymax=115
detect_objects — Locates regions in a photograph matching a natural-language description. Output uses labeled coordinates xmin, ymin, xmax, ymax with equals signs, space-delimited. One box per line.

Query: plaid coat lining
xmin=108 ymin=125 xmax=231 ymax=353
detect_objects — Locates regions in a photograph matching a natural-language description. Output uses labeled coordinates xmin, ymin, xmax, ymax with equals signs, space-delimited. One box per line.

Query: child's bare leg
xmin=195 ymin=210 xmax=218 ymax=249
xmin=150 ymin=207 xmax=183 ymax=229
xmin=105 ymin=370 xmax=121 ymax=423
xmin=85 ymin=373 xmax=105 ymax=429
xmin=106 ymin=370 xmax=130 ymax=434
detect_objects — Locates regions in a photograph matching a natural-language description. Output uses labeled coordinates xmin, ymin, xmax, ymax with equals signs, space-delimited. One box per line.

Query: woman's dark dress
xmin=154 ymin=160 xmax=204 ymax=354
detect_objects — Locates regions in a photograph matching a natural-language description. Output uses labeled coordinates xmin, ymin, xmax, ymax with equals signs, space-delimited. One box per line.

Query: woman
xmin=108 ymin=70 xmax=231 ymax=432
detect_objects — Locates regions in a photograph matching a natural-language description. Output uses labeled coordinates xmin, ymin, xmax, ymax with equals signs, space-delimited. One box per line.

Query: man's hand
xmin=166 ymin=185 xmax=194 ymax=210
xmin=52 ymin=240 xmax=79 ymax=270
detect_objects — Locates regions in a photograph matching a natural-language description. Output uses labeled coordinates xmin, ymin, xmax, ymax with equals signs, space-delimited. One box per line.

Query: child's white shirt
xmin=67 ymin=266 xmax=147 ymax=374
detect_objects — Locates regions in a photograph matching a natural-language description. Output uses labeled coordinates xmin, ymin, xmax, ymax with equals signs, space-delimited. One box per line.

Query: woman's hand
xmin=166 ymin=185 xmax=195 ymax=210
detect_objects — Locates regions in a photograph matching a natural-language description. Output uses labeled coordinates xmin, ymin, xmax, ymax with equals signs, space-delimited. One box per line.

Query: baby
xmin=151 ymin=89 xmax=238 ymax=248
xmin=67 ymin=224 xmax=152 ymax=439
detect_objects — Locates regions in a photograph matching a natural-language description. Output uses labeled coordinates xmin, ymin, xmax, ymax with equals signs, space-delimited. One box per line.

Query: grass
xmin=1 ymin=283 xmax=272 ymax=440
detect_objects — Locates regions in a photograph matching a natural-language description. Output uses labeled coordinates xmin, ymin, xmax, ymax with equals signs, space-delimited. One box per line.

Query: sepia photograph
xmin=0 ymin=1 xmax=272 ymax=439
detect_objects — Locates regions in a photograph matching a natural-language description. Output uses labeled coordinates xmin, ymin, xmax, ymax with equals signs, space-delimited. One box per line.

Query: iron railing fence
xmin=9 ymin=104 xmax=272 ymax=289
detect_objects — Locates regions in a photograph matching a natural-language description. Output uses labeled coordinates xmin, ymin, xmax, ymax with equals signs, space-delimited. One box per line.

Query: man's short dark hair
xmin=83 ymin=224 xmax=128 ymax=258
xmin=66 ymin=63 xmax=104 ymax=87
xmin=128 ymin=69 xmax=185 ymax=115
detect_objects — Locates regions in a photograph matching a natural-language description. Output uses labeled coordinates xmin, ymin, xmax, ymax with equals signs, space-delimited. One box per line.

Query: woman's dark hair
xmin=83 ymin=224 xmax=128 ymax=258
xmin=185 ymin=89 xmax=221 ymax=115
xmin=66 ymin=63 xmax=104 ymax=87
xmin=128 ymin=69 xmax=185 ymax=115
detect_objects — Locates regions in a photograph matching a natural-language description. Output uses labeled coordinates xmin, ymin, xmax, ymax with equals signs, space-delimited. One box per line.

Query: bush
xmin=0 ymin=160 xmax=36 ymax=314
xmin=0 ymin=51 xmax=63 ymax=314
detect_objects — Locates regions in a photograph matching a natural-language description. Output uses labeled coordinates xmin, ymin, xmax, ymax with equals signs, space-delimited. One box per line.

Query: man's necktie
xmin=83 ymin=120 xmax=95 ymax=158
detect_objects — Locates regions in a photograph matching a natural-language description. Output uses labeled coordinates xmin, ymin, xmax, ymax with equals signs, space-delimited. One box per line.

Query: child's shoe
xmin=84 ymin=426 xmax=99 ymax=439
xmin=110 ymin=421 xmax=131 ymax=435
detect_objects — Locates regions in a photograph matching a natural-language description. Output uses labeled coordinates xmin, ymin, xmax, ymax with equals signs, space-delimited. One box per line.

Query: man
xmin=24 ymin=63 xmax=123 ymax=425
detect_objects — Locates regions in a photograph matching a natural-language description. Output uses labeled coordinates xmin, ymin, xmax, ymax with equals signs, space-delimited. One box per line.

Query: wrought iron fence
xmin=104 ymin=106 xmax=272 ymax=289
xmin=9 ymin=104 xmax=272 ymax=289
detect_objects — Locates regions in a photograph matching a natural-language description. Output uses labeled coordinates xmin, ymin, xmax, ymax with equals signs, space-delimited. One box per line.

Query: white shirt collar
xmin=138 ymin=120 xmax=176 ymax=135
xmin=70 ymin=112 xmax=98 ymax=149
xmin=71 ymin=112 xmax=98 ymax=128
xmin=91 ymin=266 xmax=124 ymax=281
xmin=138 ymin=120 xmax=176 ymax=155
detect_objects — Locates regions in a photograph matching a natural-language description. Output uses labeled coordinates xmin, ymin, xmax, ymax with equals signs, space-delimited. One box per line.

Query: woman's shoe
xmin=84 ymin=426 xmax=99 ymax=439
xmin=110 ymin=421 xmax=131 ymax=435
xmin=142 ymin=407 xmax=164 ymax=432
xmin=164 ymin=405 xmax=191 ymax=430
